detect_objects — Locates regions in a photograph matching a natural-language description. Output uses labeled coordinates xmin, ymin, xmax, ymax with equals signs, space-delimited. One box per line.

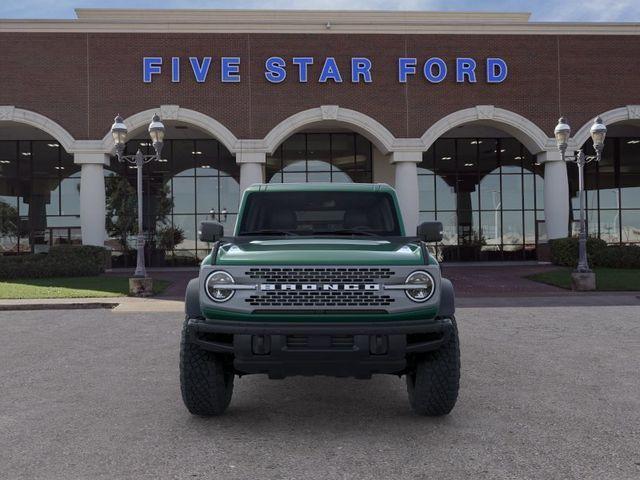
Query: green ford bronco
xmin=181 ymin=183 xmax=459 ymax=416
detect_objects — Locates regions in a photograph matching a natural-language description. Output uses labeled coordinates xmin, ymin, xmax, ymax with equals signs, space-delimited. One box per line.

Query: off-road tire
xmin=406 ymin=317 xmax=460 ymax=416
xmin=180 ymin=317 xmax=234 ymax=416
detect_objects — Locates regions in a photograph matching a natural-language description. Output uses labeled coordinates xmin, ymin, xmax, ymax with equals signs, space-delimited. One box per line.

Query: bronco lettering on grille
xmin=260 ymin=284 xmax=380 ymax=291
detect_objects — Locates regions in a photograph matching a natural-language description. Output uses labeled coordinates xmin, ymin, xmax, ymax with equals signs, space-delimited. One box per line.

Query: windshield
xmin=238 ymin=191 xmax=402 ymax=237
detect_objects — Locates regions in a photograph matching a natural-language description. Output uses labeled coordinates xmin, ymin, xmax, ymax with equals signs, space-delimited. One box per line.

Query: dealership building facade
xmin=1 ymin=9 xmax=639 ymax=264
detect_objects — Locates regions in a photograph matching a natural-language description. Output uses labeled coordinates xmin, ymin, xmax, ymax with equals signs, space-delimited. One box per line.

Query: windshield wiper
xmin=316 ymin=229 xmax=379 ymax=237
xmin=240 ymin=229 xmax=299 ymax=236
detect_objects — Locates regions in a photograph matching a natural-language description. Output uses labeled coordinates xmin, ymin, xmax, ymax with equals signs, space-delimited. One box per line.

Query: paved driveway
xmin=0 ymin=307 xmax=638 ymax=479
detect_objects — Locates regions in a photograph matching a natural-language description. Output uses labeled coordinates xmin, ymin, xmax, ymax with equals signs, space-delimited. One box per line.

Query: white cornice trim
xmin=74 ymin=9 xmax=532 ymax=23
xmin=1 ymin=9 xmax=640 ymax=35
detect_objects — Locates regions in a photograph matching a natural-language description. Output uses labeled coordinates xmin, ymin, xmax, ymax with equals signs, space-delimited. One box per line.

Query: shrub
xmin=550 ymin=237 xmax=607 ymax=267
xmin=156 ymin=226 xmax=185 ymax=251
xmin=0 ymin=245 xmax=109 ymax=280
xmin=550 ymin=237 xmax=640 ymax=269
xmin=593 ymin=245 xmax=640 ymax=269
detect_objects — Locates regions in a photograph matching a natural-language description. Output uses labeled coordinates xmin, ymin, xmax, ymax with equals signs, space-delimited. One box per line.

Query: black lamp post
xmin=554 ymin=116 xmax=607 ymax=279
xmin=110 ymin=113 xmax=166 ymax=278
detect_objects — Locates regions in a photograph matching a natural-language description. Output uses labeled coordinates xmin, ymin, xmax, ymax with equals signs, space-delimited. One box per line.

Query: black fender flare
xmin=185 ymin=278 xmax=203 ymax=319
xmin=437 ymin=277 xmax=455 ymax=318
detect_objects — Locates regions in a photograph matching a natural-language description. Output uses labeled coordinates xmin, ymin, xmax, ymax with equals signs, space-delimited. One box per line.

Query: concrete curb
xmin=0 ymin=302 xmax=119 ymax=311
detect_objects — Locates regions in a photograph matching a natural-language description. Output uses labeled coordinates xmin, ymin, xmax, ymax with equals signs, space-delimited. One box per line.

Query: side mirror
xmin=417 ymin=221 xmax=443 ymax=242
xmin=199 ymin=221 xmax=224 ymax=243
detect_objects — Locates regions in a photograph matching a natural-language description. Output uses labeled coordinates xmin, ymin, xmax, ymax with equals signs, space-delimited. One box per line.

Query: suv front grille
xmin=245 ymin=267 xmax=393 ymax=284
xmin=242 ymin=267 xmax=397 ymax=309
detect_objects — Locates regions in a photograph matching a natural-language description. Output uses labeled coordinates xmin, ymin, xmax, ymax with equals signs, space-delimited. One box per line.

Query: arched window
xmin=418 ymin=137 xmax=543 ymax=261
xmin=267 ymin=133 xmax=372 ymax=183
xmin=107 ymin=138 xmax=239 ymax=266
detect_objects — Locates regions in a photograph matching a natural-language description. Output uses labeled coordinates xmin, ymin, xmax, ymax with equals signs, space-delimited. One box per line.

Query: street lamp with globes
xmin=554 ymin=116 xmax=607 ymax=287
xmin=110 ymin=113 xmax=166 ymax=281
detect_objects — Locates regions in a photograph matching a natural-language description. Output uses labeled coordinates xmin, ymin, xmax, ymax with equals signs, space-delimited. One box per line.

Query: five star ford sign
xmin=142 ymin=56 xmax=508 ymax=84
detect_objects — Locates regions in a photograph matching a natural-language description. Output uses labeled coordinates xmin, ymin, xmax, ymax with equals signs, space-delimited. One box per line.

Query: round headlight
xmin=405 ymin=271 xmax=435 ymax=302
xmin=205 ymin=271 xmax=235 ymax=302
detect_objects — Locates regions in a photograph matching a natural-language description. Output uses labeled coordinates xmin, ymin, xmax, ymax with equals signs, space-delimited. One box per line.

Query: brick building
xmin=1 ymin=9 xmax=639 ymax=263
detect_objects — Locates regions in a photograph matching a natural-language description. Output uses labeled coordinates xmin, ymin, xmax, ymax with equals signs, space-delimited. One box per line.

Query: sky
xmin=0 ymin=0 xmax=639 ymax=22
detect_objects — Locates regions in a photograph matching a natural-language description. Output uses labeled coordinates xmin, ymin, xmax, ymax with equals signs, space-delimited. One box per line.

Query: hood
xmin=215 ymin=238 xmax=425 ymax=266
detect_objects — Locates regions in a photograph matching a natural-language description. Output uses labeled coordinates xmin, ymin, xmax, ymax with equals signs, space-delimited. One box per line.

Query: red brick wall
xmin=1 ymin=32 xmax=639 ymax=142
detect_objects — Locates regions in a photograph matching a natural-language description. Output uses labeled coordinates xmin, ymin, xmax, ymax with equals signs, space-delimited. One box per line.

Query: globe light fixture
xmin=110 ymin=112 xmax=166 ymax=290
xmin=554 ymin=115 xmax=607 ymax=289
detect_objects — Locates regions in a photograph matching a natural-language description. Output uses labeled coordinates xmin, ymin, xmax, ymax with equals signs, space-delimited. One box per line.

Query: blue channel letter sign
xmin=142 ymin=56 xmax=508 ymax=84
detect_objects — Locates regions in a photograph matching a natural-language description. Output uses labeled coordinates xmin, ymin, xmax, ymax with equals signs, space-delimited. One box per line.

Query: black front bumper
xmin=187 ymin=317 xmax=453 ymax=379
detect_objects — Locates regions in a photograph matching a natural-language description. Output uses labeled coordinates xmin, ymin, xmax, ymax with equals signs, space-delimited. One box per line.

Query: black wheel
xmin=406 ymin=317 xmax=460 ymax=416
xmin=180 ymin=317 xmax=234 ymax=416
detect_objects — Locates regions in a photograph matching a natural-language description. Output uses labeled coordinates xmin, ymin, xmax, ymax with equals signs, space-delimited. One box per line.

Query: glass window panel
xmin=456 ymin=139 xmax=477 ymax=171
xmin=266 ymin=147 xmax=282 ymax=183
xmin=222 ymin=213 xmax=237 ymax=236
xmin=0 ymin=141 xmax=18 ymax=177
xmin=60 ymin=177 xmax=80 ymax=215
xmin=173 ymin=140 xmax=196 ymax=176
xmin=621 ymin=210 xmax=640 ymax=243
xmin=355 ymin=134 xmax=372 ymax=171
xmin=571 ymin=208 xmax=599 ymax=238
xmin=535 ymin=174 xmax=544 ymax=210
xmin=620 ymin=179 xmax=640 ymax=208
xmin=419 ymin=211 xmax=436 ymax=223
xmin=268 ymin=171 xmax=283 ymax=183
xmin=481 ymin=211 xmax=501 ymax=246
xmin=434 ymin=139 xmax=455 ymax=175
xmin=523 ymin=151 xmax=539 ymax=174
xmin=308 ymin=133 xmax=333 ymax=171
xmin=0 ymin=194 xmax=20 ymax=253
xmin=330 ymin=134 xmax=354 ymax=172
xmin=32 ymin=141 xmax=59 ymax=177
xmin=196 ymin=176 xmax=219 ymax=215
xmin=282 ymin=134 xmax=306 ymax=171
xmin=342 ymin=171 xmax=368 ymax=183
xmin=47 ymin=216 xmax=80 ymax=228
xmin=30 ymin=178 xmax=60 ymax=216
xmin=436 ymin=211 xmax=458 ymax=245
xmin=502 ymin=175 xmax=523 ymax=210
xmin=455 ymin=176 xmax=479 ymax=211
xmin=456 ymin=210 xmax=476 ymax=241
xmin=219 ymin=176 xmax=240 ymax=213
xmin=524 ymin=210 xmax=537 ymax=245
xmin=330 ymin=171 xmax=356 ymax=183
xmin=282 ymin=172 xmax=307 ymax=183
xmin=597 ymin=152 xmax=618 ymax=208
xmin=523 ymin=174 xmax=535 ymax=209
xmin=172 ymin=177 xmax=195 ymax=214
xmin=477 ymin=138 xmax=498 ymax=173
xmin=598 ymin=188 xmax=620 ymax=210
xmin=219 ymin=147 xmax=239 ymax=179
xmin=172 ymin=215 xmax=197 ymax=250
xmin=419 ymin=148 xmax=435 ymax=173
xmin=620 ymin=138 xmax=640 ymax=174
xmin=435 ymin=175 xmax=456 ymax=210
xmin=308 ymin=172 xmax=332 ymax=183
xmin=502 ymin=211 xmax=523 ymax=245
xmin=499 ymin=138 xmax=523 ymax=172
xmin=195 ymin=139 xmax=218 ymax=169
xmin=418 ymin=175 xmax=435 ymax=211
xmin=19 ymin=141 xmax=32 ymax=177
xmin=479 ymin=175 xmax=501 ymax=212
xmin=599 ymin=210 xmax=620 ymax=243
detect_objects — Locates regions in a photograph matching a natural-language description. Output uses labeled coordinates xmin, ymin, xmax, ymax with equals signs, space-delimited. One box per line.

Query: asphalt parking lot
xmin=1 ymin=306 xmax=638 ymax=480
